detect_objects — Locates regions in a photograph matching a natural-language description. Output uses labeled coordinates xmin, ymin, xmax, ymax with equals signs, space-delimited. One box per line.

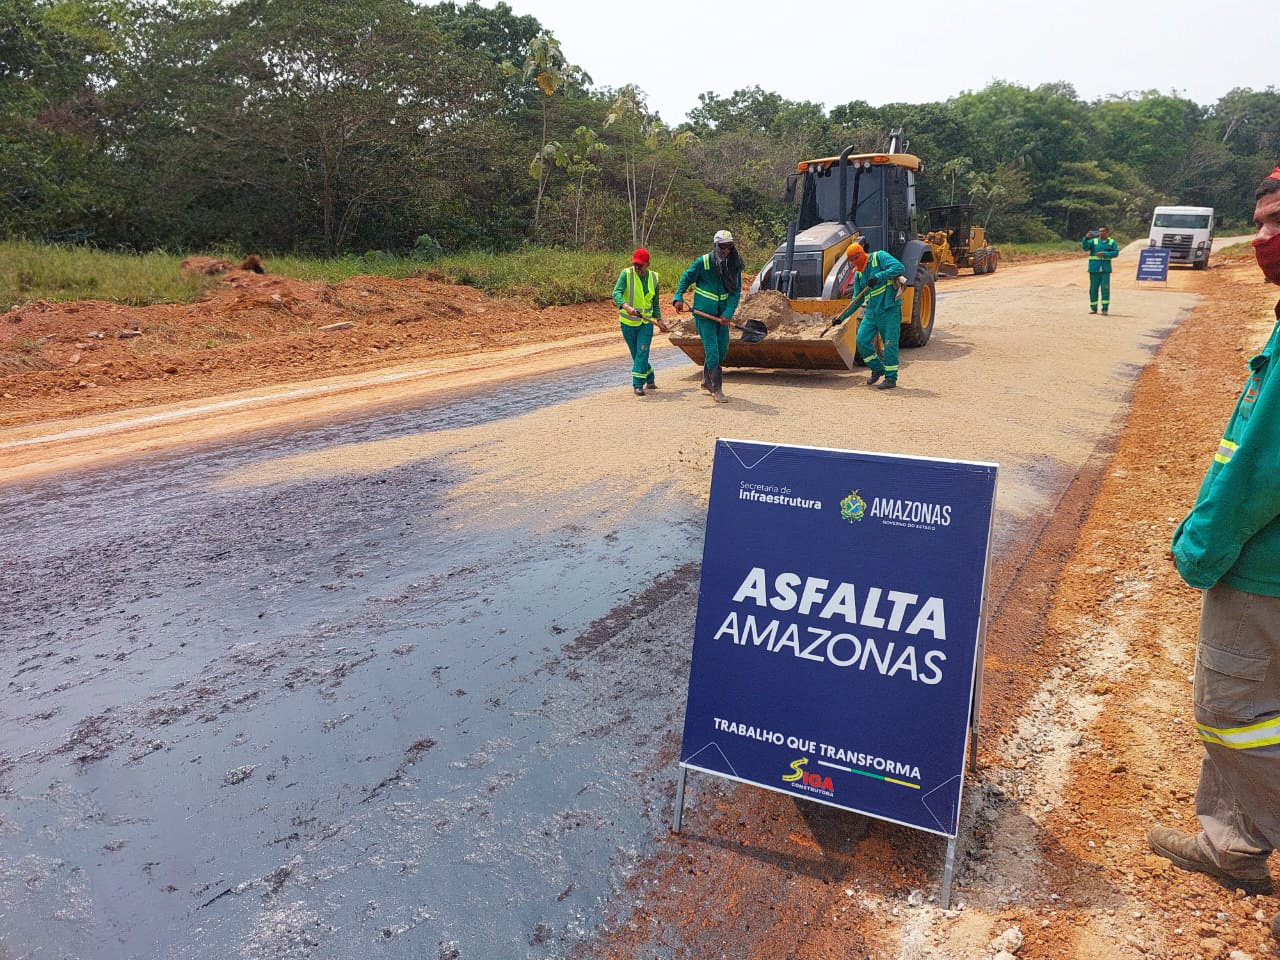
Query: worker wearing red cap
xmin=832 ymin=242 xmax=906 ymax=389
xmin=1149 ymin=167 xmax=1280 ymax=941
xmin=612 ymin=247 xmax=667 ymax=396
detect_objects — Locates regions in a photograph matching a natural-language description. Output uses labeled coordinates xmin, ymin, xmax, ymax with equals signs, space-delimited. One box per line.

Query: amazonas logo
xmin=781 ymin=757 xmax=834 ymax=796
xmin=839 ymin=490 xmax=867 ymax=523
xmin=840 ymin=488 xmax=954 ymax=530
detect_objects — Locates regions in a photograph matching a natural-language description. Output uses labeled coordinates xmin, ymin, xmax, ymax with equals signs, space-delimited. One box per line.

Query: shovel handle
xmin=690 ymin=307 xmax=740 ymax=330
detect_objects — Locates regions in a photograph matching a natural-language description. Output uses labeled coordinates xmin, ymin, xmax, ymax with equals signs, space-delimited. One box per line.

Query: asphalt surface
xmin=1 ymin=356 xmax=707 ymax=960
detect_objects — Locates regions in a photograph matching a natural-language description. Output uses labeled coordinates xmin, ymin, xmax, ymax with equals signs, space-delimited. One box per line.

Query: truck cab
xmin=1149 ymin=205 xmax=1215 ymax=269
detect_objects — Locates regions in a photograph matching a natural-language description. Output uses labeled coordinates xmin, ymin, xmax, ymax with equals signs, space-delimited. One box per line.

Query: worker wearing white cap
xmin=672 ymin=230 xmax=745 ymax=403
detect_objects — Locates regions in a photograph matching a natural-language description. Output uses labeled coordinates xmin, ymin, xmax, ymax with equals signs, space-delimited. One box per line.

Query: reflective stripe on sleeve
xmin=1214 ymin=438 xmax=1239 ymax=464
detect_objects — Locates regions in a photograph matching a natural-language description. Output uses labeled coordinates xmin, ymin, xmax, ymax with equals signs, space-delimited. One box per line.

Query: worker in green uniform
xmin=612 ymin=247 xmax=667 ymax=396
xmin=672 ymin=229 xmax=744 ymax=403
xmin=1081 ymin=225 xmax=1119 ymax=314
xmin=1148 ymin=168 xmax=1280 ymax=940
xmin=832 ymin=243 xmax=906 ymax=390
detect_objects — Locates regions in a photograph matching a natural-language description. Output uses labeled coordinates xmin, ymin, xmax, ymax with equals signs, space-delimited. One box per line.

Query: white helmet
xmin=713 ymin=229 xmax=734 ymax=245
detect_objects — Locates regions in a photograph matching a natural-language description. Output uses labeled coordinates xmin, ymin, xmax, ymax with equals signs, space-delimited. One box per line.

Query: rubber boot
xmin=700 ymin=366 xmax=712 ymax=394
xmin=712 ymin=367 xmax=728 ymax=404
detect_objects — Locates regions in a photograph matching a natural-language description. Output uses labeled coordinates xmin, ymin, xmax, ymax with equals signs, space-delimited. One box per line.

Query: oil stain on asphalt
xmin=0 ymin=356 xmax=707 ymax=959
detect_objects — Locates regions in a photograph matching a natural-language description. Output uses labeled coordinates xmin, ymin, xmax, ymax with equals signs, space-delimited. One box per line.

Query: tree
xmin=605 ymin=85 xmax=698 ymax=247
xmin=941 ymin=156 xmax=973 ymax=204
xmin=557 ymin=126 xmax=607 ymax=246
xmin=0 ymin=0 xmax=123 ymax=238
xmin=106 ymin=0 xmax=505 ymax=253
xmin=515 ymin=30 xmax=567 ymax=237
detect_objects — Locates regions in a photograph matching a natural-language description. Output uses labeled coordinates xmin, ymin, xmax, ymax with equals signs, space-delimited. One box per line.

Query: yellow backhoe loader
xmin=669 ymin=133 xmax=942 ymax=371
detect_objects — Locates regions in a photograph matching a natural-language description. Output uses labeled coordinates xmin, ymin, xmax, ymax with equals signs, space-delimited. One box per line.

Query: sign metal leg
xmin=672 ymin=765 xmax=687 ymax=834
xmin=940 ymin=835 xmax=958 ymax=909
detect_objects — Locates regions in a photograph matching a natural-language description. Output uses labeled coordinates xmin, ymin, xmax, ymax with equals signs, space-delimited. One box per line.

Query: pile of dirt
xmin=667 ymin=290 xmax=838 ymax=340
xmin=0 ymin=267 xmax=618 ymax=429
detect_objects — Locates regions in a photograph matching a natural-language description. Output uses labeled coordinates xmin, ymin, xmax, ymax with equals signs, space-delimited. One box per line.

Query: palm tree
xmin=520 ymin=32 xmax=567 ymax=237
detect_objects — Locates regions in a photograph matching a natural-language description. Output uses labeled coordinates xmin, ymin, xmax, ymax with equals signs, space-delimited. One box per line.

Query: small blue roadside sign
xmin=1137 ymin=247 xmax=1171 ymax=283
xmin=676 ymin=440 xmax=997 ymax=847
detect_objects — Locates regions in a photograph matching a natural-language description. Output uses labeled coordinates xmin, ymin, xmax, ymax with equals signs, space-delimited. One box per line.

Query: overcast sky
xmin=489 ymin=0 xmax=1274 ymax=126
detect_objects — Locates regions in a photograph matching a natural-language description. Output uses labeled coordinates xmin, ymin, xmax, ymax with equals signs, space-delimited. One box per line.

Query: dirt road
xmin=3 ymin=245 xmax=1279 ymax=959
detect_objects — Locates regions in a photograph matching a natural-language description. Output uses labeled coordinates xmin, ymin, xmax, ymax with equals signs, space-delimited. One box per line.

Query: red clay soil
xmin=0 ymin=260 xmax=617 ymax=429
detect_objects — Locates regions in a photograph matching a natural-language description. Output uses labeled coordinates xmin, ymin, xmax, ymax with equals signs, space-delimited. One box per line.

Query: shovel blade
xmin=739 ymin=319 xmax=768 ymax=343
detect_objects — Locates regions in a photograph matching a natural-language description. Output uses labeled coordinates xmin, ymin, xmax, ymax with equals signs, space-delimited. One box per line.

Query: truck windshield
xmin=1153 ymin=213 xmax=1211 ymax=229
xmin=798 ymin=165 xmax=885 ymax=231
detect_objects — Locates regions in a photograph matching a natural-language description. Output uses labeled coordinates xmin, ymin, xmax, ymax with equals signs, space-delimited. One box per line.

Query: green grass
xmin=0 ymin=237 xmax=1103 ymax=317
xmin=0 ymin=241 xmax=214 ymax=312
xmin=1216 ymin=240 xmax=1254 ymax=258
xmin=262 ymin=252 xmax=427 ymax=284
xmin=424 ymin=249 xmax=700 ymax=307
xmin=995 ymin=240 xmax=1085 ymax=262
xmin=270 ymin=248 xmax=700 ymax=306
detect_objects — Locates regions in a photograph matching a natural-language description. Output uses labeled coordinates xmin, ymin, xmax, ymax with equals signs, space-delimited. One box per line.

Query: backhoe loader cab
xmin=754 ymin=150 xmax=925 ymax=303
xmin=668 ymin=142 xmax=941 ymax=372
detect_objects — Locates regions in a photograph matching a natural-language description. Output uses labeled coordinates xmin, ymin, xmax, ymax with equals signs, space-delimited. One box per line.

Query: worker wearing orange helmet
xmin=612 ymin=247 xmax=668 ymax=396
xmin=832 ymin=242 xmax=906 ymax=389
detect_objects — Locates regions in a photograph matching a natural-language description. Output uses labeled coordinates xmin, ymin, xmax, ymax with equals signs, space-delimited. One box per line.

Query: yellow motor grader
xmin=923 ymin=204 xmax=999 ymax=276
xmin=669 ymin=137 xmax=943 ymax=371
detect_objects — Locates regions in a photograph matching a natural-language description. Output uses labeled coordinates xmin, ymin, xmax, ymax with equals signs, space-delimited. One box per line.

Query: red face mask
xmin=1255 ymin=231 xmax=1280 ymax=285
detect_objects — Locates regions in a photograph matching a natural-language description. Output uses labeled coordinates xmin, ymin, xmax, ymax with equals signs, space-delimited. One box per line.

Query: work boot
xmin=633 ymin=385 xmax=645 ymax=397
xmin=878 ymin=379 xmax=897 ymax=391
xmin=700 ymin=367 xmax=712 ymax=394
xmin=867 ymin=370 xmax=883 ymax=386
xmin=1147 ymin=825 xmax=1275 ymax=895
xmin=646 ymin=380 xmax=656 ymax=390
xmin=712 ymin=368 xmax=728 ymax=404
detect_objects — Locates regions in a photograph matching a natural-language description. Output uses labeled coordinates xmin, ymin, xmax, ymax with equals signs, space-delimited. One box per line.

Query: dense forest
xmin=5 ymin=0 xmax=1280 ymax=258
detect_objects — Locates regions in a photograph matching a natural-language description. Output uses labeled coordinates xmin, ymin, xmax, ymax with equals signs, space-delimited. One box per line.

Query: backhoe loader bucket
xmin=668 ymin=300 xmax=860 ymax=370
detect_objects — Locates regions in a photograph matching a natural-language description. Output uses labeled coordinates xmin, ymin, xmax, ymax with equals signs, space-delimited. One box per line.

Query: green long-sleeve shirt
xmin=1081 ymin=234 xmax=1119 ymax=273
xmin=1172 ymin=303 xmax=1280 ymax=597
xmin=672 ymin=253 xmax=741 ymax=321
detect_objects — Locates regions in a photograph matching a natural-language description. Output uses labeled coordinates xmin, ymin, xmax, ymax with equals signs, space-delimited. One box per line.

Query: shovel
xmin=690 ymin=307 xmax=768 ymax=343
xmin=828 ymin=289 xmax=868 ymax=329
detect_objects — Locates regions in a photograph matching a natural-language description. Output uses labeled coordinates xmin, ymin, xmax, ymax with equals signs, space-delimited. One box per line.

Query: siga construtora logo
xmin=781 ymin=756 xmax=834 ymax=795
xmin=839 ymin=490 xmax=867 ymax=523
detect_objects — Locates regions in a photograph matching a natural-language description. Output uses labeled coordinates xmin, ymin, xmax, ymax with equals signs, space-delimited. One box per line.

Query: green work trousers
xmin=856 ymin=306 xmax=902 ymax=382
xmin=620 ymin=322 xmax=655 ymax=386
xmin=1089 ymin=272 xmax=1111 ymax=313
xmin=695 ymin=316 xmax=731 ymax=370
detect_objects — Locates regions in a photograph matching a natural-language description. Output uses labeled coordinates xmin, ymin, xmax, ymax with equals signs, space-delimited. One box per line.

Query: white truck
xmin=1148 ymin=205 xmax=1215 ymax=269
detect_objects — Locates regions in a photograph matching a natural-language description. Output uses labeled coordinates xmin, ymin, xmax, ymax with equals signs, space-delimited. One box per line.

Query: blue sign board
xmin=679 ymin=440 xmax=997 ymax=838
xmin=1137 ymin=247 xmax=1171 ymax=282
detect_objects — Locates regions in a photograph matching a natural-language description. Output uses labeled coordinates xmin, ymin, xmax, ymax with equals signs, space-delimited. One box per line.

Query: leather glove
xmin=673 ymin=300 xmax=686 ymax=313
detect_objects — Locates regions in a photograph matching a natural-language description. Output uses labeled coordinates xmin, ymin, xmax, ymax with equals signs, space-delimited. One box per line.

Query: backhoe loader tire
xmin=988 ymin=249 xmax=998 ymax=273
xmin=973 ymin=250 xmax=986 ymax=275
xmin=899 ymin=265 xmax=936 ymax=349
